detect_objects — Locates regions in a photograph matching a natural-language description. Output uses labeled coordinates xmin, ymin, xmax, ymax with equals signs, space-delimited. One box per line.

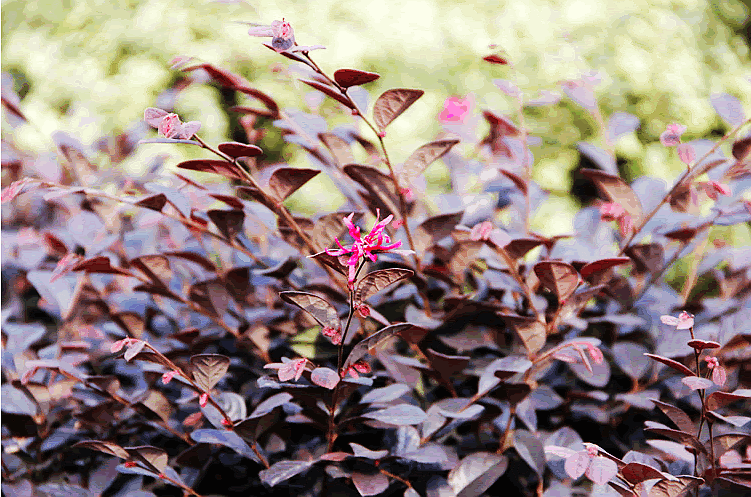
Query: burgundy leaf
xmin=268 ymin=167 xmax=321 ymax=202
xmin=134 ymin=193 xmax=168 ymax=212
xmin=333 ymin=69 xmax=381 ymax=88
xmin=279 ymin=291 xmax=341 ymax=332
xmin=533 ymin=261 xmax=580 ymax=301
xmin=448 ymin=452 xmax=509 ymax=497
xmin=217 ymin=142 xmax=263 ymax=158
xmin=581 ymin=168 xmax=643 ymax=224
xmin=399 ymin=139 xmax=460 ymax=185
xmin=299 ymin=79 xmax=354 ymax=109
xmin=643 ymin=353 xmax=694 ymax=377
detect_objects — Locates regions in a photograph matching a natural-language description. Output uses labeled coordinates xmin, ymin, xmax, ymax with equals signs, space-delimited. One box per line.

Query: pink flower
xmin=660 ymin=311 xmax=694 ymax=330
xmin=439 ymin=96 xmax=472 ymax=124
xmin=162 ymin=370 xmax=179 ymax=385
xmin=599 ymin=202 xmax=626 ymax=221
xmin=704 ymin=356 xmax=727 ymax=386
xmin=199 ymin=392 xmax=209 ymax=408
xmin=552 ymin=340 xmax=605 ymax=374
xmin=322 ymin=326 xmax=343 ymax=345
xmin=470 ymin=221 xmax=493 ymax=241
xmin=325 ymin=209 xmax=409 ymax=288
xmin=144 ymin=108 xmax=201 ymax=140
xmin=357 ymin=304 xmax=371 ymax=318
xmin=343 ymin=360 xmax=371 ymax=379
xmin=660 ymin=123 xmax=687 ymax=147
xmin=248 ymin=18 xmax=296 ymax=52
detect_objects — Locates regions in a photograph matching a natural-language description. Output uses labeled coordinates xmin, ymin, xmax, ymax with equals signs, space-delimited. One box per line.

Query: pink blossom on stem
xmin=199 ymin=392 xmax=209 ymax=408
xmin=659 ymin=123 xmax=687 ymax=147
xmin=324 ymin=209 xmax=412 ymax=288
xmin=357 ymin=304 xmax=371 ymax=318
xmin=322 ymin=326 xmax=343 ymax=345
xmin=660 ymin=311 xmax=695 ymax=330
xmin=248 ymin=18 xmax=296 ymax=52
xmin=439 ymin=95 xmax=472 ymax=124
xmin=470 ymin=221 xmax=494 ymax=241
xmin=343 ymin=360 xmax=371 ymax=380
xmin=144 ymin=108 xmax=201 ymax=140
xmin=599 ymin=202 xmax=633 ymax=237
xmin=705 ymin=356 xmax=727 ymax=386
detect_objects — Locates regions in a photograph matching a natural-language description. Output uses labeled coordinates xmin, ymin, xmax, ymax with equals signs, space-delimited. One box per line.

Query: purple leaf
xmin=607 ymin=112 xmax=640 ymax=143
xmin=710 ymin=93 xmax=746 ymax=126
xmin=362 ymin=404 xmax=426 ymax=425
xmin=351 ymin=471 xmax=390 ymax=496
xmin=448 ymin=452 xmax=509 ymax=497
xmin=681 ymin=376 xmax=714 ymax=390
xmin=585 ymin=456 xmax=618 ymax=485
xmin=259 ymin=460 xmax=313 ymax=487
xmin=577 ymin=142 xmax=618 ymax=175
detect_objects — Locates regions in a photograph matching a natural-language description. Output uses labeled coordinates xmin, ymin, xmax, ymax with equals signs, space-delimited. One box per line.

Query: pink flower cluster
xmin=264 ymin=357 xmax=307 ymax=382
xmin=325 ymin=210 xmax=407 ymax=288
xmin=144 ymin=108 xmax=201 ymax=140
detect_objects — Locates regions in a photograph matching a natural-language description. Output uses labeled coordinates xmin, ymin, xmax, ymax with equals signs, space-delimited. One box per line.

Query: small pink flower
xmin=343 ymin=360 xmax=371 ymax=379
xmin=221 ymin=418 xmax=233 ymax=427
xmin=660 ymin=311 xmax=695 ymax=330
xmin=144 ymin=108 xmax=201 ymax=140
xmin=199 ymin=392 xmax=209 ymax=407
xmin=470 ymin=221 xmax=494 ymax=241
xmin=439 ymin=96 xmax=472 ymax=124
xmin=162 ymin=370 xmax=179 ymax=385
xmin=324 ymin=209 xmax=411 ymax=288
xmin=705 ymin=356 xmax=727 ymax=386
xmin=248 ymin=18 xmax=296 ymax=52
xmin=660 ymin=123 xmax=687 ymax=147
xmin=599 ymin=202 xmax=633 ymax=237
xmin=599 ymin=202 xmax=626 ymax=221
xmin=322 ymin=326 xmax=343 ymax=345
xmin=357 ymin=304 xmax=371 ymax=318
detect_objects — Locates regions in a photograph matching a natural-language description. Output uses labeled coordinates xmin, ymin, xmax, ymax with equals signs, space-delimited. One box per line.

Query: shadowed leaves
xmin=279 ymin=291 xmax=340 ymax=332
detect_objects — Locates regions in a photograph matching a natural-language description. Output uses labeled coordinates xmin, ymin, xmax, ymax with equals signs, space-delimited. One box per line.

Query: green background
xmin=2 ymin=0 xmax=750 ymax=235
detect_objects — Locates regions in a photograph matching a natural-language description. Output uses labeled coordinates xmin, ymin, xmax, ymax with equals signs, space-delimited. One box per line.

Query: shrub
xmin=2 ymin=17 xmax=751 ymax=497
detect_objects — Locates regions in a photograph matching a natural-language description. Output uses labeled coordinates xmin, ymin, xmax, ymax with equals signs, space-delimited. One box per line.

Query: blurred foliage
xmin=2 ymin=0 xmax=750 ymax=233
